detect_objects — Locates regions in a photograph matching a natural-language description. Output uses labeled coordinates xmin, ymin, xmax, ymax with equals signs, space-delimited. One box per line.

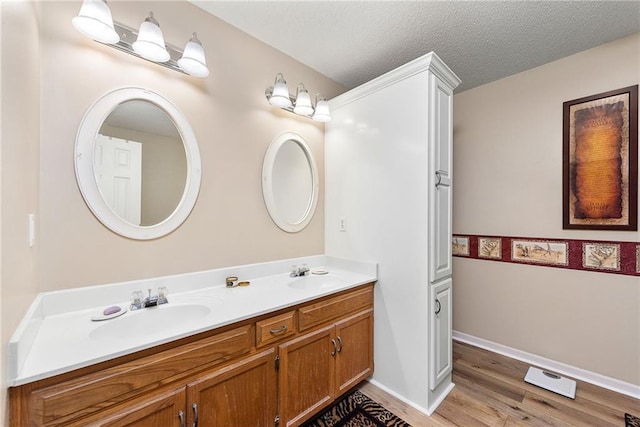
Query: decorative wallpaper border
xmin=453 ymin=234 xmax=639 ymax=276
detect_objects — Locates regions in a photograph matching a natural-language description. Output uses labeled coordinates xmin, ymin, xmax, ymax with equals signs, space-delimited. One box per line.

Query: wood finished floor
xmin=358 ymin=341 xmax=640 ymax=426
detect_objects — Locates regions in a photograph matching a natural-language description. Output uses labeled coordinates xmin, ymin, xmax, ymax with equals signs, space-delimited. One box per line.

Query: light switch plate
xmin=339 ymin=216 xmax=347 ymax=232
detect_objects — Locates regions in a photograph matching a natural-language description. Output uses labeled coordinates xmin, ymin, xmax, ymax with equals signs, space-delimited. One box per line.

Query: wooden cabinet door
xmin=334 ymin=309 xmax=374 ymax=394
xmin=429 ymin=278 xmax=452 ymax=390
xmin=186 ymin=348 xmax=277 ymax=427
xmin=88 ymin=387 xmax=186 ymax=427
xmin=278 ymin=325 xmax=335 ymax=427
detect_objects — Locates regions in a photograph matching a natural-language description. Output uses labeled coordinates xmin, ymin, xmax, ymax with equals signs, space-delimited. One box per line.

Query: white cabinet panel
xmin=429 ymin=76 xmax=454 ymax=282
xmin=429 ymin=278 xmax=452 ymax=390
xmin=326 ymin=52 xmax=460 ymax=412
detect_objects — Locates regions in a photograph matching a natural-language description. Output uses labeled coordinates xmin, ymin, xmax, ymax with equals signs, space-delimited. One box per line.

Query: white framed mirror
xmin=75 ymin=87 xmax=201 ymax=240
xmin=262 ymin=132 xmax=319 ymax=233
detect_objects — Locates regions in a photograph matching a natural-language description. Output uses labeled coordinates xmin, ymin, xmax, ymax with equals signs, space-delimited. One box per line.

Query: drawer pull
xmin=435 ymin=299 xmax=441 ymax=315
xmin=269 ymin=325 xmax=288 ymax=335
xmin=336 ymin=336 xmax=343 ymax=353
xmin=178 ymin=410 xmax=185 ymax=427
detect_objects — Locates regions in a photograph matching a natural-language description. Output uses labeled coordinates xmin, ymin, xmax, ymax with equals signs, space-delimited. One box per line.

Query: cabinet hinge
xmin=275 ymin=355 xmax=280 ymax=371
xmin=274 ymin=414 xmax=280 ymax=427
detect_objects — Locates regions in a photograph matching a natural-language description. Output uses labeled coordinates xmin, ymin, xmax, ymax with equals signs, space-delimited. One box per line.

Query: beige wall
xmin=37 ymin=0 xmax=344 ymax=291
xmin=1 ymin=1 xmax=343 ymax=424
xmin=1 ymin=2 xmax=41 ymax=425
xmin=452 ymin=32 xmax=640 ymax=385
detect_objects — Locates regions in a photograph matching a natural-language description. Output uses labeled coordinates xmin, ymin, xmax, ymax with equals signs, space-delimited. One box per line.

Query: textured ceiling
xmin=191 ymin=1 xmax=639 ymax=93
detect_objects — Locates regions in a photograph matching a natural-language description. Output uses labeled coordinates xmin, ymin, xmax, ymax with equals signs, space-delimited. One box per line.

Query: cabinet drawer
xmin=298 ymin=285 xmax=373 ymax=331
xmin=30 ymin=325 xmax=253 ymax=426
xmin=256 ymin=311 xmax=296 ymax=347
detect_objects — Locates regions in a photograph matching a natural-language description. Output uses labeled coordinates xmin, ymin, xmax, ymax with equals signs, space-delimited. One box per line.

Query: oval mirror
xmin=75 ymin=87 xmax=201 ymax=240
xmin=262 ymin=132 xmax=319 ymax=233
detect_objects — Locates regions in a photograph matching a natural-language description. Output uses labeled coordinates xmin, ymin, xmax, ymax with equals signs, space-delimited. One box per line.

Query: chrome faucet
xmin=290 ymin=264 xmax=310 ymax=277
xmin=130 ymin=287 xmax=168 ymax=310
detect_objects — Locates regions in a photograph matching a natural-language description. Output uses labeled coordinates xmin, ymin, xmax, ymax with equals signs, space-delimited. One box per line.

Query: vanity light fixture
xmin=265 ymin=73 xmax=331 ymax=122
xmin=72 ymin=0 xmax=210 ymax=78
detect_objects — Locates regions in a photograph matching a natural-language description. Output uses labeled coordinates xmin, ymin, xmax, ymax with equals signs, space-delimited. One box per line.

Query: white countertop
xmin=8 ymin=255 xmax=377 ymax=386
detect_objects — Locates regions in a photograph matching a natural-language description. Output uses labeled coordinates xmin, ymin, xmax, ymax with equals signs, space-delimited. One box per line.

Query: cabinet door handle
xmin=435 ymin=171 xmax=442 ymax=188
xmin=178 ymin=410 xmax=185 ymax=427
xmin=331 ymin=339 xmax=337 ymax=356
xmin=435 ymin=299 xmax=441 ymax=315
xmin=336 ymin=336 xmax=343 ymax=353
xmin=192 ymin=403 xmax=199 ymax=427
xmin=269 ymin=325 xmax=288 ymax=335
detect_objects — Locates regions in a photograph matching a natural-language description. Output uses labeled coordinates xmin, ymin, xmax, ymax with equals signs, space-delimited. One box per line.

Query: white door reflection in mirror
xmin=262 ymin=132 xmax=319 ymax=233
xmin=95 ymin=135 xmax=142 ymax=225
xmin=75 ymin=87 xmax=201 ymax=240
xmin=98 ymin=99 xmax=187 ymax=227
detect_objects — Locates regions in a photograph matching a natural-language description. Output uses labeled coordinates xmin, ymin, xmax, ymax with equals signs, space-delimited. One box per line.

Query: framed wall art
xmin=511 ymin=239 xmax=569 ymax=266
xmin=478 ymin=237 xmax=501 ymax=259
xmin=563 ymin=85 xmax=638 ymax=230
xmin=452 ymin=235 xmax=470 ymax=256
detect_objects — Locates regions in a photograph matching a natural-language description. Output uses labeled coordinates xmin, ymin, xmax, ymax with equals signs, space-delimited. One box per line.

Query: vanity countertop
xmin=8 ymin=255 xmax=376 ymax=386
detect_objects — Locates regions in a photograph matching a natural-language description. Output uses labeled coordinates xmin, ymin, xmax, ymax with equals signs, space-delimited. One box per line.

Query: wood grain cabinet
xmin=279 ymin=289 xmax=374 ymax=427
xmin=186 ymin=348 xmax=278 ymax=427
xmin=10 ymin=284 xmax=374 ymax=427
xmin=79 ymin=387 xmax=187 ymax=427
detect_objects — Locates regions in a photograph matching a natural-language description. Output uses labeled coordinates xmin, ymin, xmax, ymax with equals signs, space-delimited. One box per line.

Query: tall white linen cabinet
xmin=325 ymin=52 xmax=460 ymax=414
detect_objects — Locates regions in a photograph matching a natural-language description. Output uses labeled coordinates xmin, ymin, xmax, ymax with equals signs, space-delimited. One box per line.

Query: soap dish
xmin=91 ymin=305 xmax=127 ymax=322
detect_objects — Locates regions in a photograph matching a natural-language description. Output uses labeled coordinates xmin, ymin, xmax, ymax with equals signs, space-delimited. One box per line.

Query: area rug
xmin=626 ymin=413 xmax=640 ymax=427
xmin=302 ymin=390 xmax=411 ymax=427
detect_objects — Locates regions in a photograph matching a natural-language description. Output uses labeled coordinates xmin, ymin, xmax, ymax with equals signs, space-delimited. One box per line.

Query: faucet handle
xmin=130 ymin=291 xmax=143 ymax=310
xmin=158 ymin=286 xmax=168 ymax=304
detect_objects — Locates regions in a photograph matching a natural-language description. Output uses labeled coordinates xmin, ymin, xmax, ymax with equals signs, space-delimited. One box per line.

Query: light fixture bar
xmin=104 ymin=21 xmax=188 ymax=75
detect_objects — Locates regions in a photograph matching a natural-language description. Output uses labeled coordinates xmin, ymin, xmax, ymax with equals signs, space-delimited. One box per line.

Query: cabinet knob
xmin=435 ymin=299 xmax=442 ymax=315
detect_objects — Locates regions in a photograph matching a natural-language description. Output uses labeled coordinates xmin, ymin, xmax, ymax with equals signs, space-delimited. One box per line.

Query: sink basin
xmin=90 ymin=303 xmax=213 ymax=341
xmin=288 ymin=274 xmax=344 ymax=290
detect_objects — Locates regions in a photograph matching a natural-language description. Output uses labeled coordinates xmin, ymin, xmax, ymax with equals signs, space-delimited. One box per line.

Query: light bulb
xmin=72 ymin=0 xmax=119 ymax=44
xmin=269 ymin=73 xmax=293 ymax=108
xmin=293 ymin=84 xmax=314 ymax=116
xmin=312 ymin=96 xmax=331 ymax=122
xmin=178 ymin=33 xmax=209 ymax=77
xmin=132 ymin=12 xmax=170 ymax=62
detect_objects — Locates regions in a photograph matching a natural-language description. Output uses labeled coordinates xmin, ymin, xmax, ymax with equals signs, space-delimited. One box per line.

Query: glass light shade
xmin=177 ymin=33 xmax=209 ymax=77
xmin=312 ymin=97 xmax=331 ymax=122
xmin=293 ymin=84 xmax=314 ymax=116
xmin=72 ymin=0 xmax=119 ymax=44
xmin=269 ymin=74 xmax=293 ymax=108
xmin=132 ymin=12 xmax=170 ymax=62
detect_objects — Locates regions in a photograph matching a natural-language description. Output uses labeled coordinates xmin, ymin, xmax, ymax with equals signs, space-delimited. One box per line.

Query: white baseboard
xmin=366 ymin=378 xmax=455 ymax=416
xmin=453 ymin=330 xmax=640 ymax=399
xmin=426 ymin=382 xmax=455 ymax=414
xmin=367 ymin=379 xmax=431 ymax=415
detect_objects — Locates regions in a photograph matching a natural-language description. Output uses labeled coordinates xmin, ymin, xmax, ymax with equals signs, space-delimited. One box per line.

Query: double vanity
xmin=9 ymin=256 xmax=376 ymax=426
